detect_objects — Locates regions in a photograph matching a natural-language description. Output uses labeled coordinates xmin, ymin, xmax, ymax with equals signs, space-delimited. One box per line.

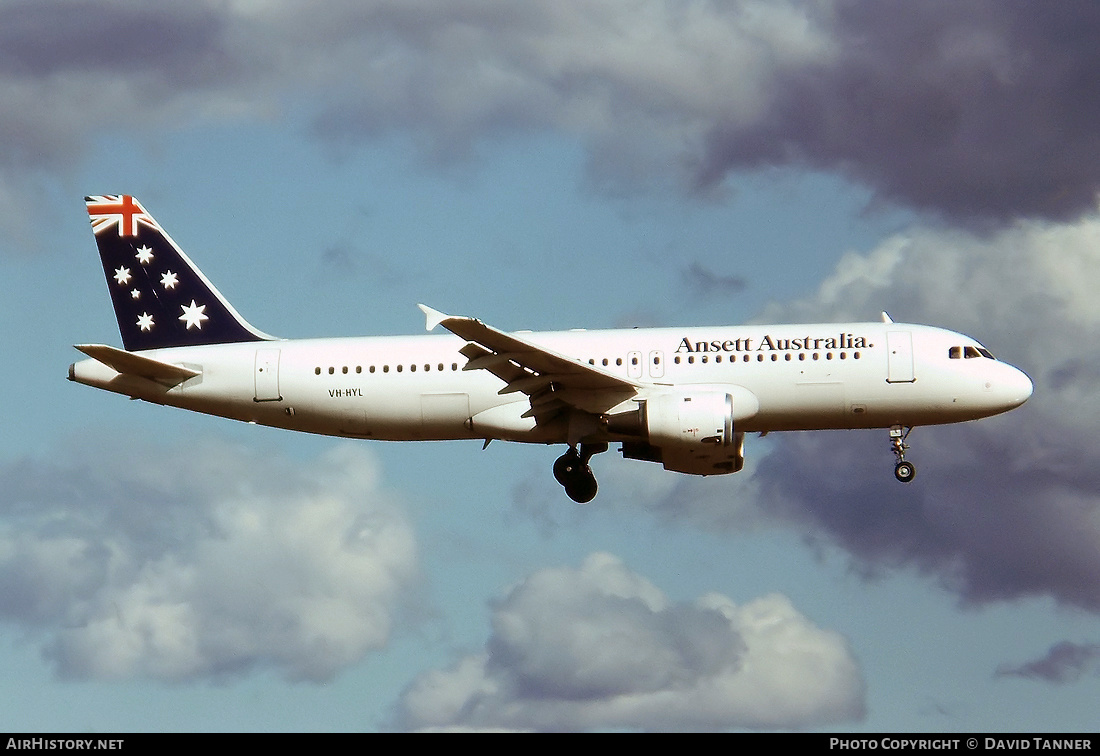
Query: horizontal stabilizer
xmin=74 ymin=344 xmax=200 ymax=386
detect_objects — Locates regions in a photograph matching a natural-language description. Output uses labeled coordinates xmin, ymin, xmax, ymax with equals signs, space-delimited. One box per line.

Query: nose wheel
xmin=553 ymin=443 xmax=606 ymax=503
xmin=890 ymin=426 xmax=916 ymax=483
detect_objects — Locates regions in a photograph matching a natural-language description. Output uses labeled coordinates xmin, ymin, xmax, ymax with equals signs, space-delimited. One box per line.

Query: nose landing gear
xmin=553 ymin=443 xmax=607 ymax=503
xmin=890 ymin=425 xmax=916 ymax=483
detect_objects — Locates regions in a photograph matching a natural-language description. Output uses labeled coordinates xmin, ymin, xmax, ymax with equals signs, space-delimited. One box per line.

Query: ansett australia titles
xmin=676 ymin=332 xmax=872 ymax=354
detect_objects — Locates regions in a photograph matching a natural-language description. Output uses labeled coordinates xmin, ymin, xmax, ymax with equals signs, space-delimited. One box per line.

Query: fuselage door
xmin=255 ymin=348 xmax=282 ymax=401
xmin=886 ymin=331 xmax=915 ymax=383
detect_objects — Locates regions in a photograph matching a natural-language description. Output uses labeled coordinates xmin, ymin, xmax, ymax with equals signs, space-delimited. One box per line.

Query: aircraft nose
xmin=995 ymin=364 xmax=1033 ymax=410
xmin=1011 ymin=366 xmax=1034 ymax=405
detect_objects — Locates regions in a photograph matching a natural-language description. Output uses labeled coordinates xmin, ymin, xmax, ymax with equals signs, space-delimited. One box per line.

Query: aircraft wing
xmin=74 ymin=344 xmax=200 ymax=387
xmin=419 ymin=305 xmax=640 ymax=418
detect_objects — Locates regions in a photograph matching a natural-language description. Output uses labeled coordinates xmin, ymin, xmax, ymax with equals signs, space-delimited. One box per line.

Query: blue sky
xmin=2 ymin=0 xmax=1099 ymax=732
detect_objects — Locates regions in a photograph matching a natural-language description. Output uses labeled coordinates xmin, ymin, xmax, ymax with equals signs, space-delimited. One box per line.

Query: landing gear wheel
xmin=553 ymin=449 xmax=581 ymax=486
xmin=553 ymin=443 xmax=606 ymax=503
xmin=889 ymin=426 xmax=916 ymax=483
xmin=894 ymin=460 xmax=916 ymax=483
xmin=564 ymin=469 xmax=598 ymax=503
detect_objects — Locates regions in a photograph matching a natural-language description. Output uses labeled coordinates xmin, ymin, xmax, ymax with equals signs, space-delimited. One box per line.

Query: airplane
xmin=69 ymin=195 xmax=1033 ymax=503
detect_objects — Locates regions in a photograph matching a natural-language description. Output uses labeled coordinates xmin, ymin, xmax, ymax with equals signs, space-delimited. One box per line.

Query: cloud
xmin=682 ymin=261 xmax=748 ymax=298
xmin=0 ymin=436 xmax=419 ymax=682
xmin=691 ymin=1 xmax=1100 ymax=223
xmin=395 ymin=552 xmax=864 ymax=731
xmin=7 ymin=1 xmax=1097 ymax=237
xmin=636 ymin=212 xmax=1100 ymax=612
xmin=996 ymin=641 xmax=1100 ymax=684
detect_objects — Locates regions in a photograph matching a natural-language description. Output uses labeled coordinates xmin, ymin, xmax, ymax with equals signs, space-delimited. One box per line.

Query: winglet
xmin=881 ymin=311 xmax=894 ymax=324
xmin=418 ymin=303 xmax=449 ymax=332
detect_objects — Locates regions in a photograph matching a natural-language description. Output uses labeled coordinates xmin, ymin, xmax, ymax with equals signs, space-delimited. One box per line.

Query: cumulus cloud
xmin=0 ymin=436 xmax=419 ymax=682
xmin=5 ymin=1 xmax=1099 ymax=237
xmin=395 ymin=552 xmax=864 ymax=731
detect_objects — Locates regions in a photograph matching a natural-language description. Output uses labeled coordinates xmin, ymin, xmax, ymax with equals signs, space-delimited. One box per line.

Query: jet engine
xmin=611 ymin=389 xmax=753 ymax=475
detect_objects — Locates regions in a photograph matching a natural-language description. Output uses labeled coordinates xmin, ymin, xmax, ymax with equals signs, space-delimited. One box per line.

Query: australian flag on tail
xmin=86 ymin=195 xmax=276 ymax=352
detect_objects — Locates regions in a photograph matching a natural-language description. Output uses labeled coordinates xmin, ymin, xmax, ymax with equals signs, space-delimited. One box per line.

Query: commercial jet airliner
xmin=69 ymin=196 xmax=1033 ymax=502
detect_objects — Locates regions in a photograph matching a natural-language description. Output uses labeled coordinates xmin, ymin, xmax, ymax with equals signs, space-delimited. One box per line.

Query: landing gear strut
xmin=553 ymin=443 xmax=606 ymax=503
xmin=890 ymin=425 xmax=916 ymax=483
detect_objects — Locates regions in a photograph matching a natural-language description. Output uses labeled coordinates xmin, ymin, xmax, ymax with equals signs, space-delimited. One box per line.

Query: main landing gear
xmin=553 ymin=443 xmax=607 ymax=503
xmin=890 ymin=425 xmax=916 ymax=483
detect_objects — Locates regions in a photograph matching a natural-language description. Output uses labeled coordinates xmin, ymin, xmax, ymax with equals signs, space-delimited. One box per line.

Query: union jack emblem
xmin=86 ymin=195 xmax=162 ymax=237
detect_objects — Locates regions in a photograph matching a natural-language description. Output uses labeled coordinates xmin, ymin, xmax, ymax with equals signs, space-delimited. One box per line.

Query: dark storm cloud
xmin=5 ymin=1 xmax=1100 ymax=228
xmin=694 ymin=1 xmax=1100 ymax=223
xmin=0 ymin=1 xmax=227 ymax=79
xmin=754 ymin=428 xmax=1100 ymax=610
xmin=0 ymin=1 xmax=242 ymax=163
xmin=996 ymin=641 xmax=1100 ymax=684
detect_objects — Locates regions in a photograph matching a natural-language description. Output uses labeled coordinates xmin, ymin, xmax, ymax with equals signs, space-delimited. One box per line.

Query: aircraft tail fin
xmin=85 ymin=195 xmax=277 ymax=351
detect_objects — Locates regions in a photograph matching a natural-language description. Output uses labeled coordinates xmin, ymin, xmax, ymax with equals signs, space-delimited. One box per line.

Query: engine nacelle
xmin=616 ymin=390 xmax=749 ymax=475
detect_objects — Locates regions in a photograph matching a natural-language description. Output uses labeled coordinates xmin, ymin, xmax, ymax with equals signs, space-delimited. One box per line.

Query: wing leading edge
xmin=419 ymin=305 xmax=641 ymax=420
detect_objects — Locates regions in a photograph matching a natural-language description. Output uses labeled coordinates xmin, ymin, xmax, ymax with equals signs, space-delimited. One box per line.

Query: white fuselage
xmin=70 ymin=321 xmax=1033 ymax=447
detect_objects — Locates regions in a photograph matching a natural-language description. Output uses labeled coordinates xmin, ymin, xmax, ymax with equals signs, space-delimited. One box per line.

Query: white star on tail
xmin=135 ymin=245 xmax=154 ymax=264
xmin=114 ymin=267 xmax=131 ymax=285
xmin=161 ymin=270 xmax=179 ymax=289
xmin=179 ymin=300 xmax=208 ymax=330
xmin=136 ymin=312 xmax=154 ymax=331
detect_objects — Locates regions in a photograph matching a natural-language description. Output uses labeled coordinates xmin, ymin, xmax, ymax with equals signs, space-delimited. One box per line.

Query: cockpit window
xmin=949 ymin=345 xmax=996 ymax=360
